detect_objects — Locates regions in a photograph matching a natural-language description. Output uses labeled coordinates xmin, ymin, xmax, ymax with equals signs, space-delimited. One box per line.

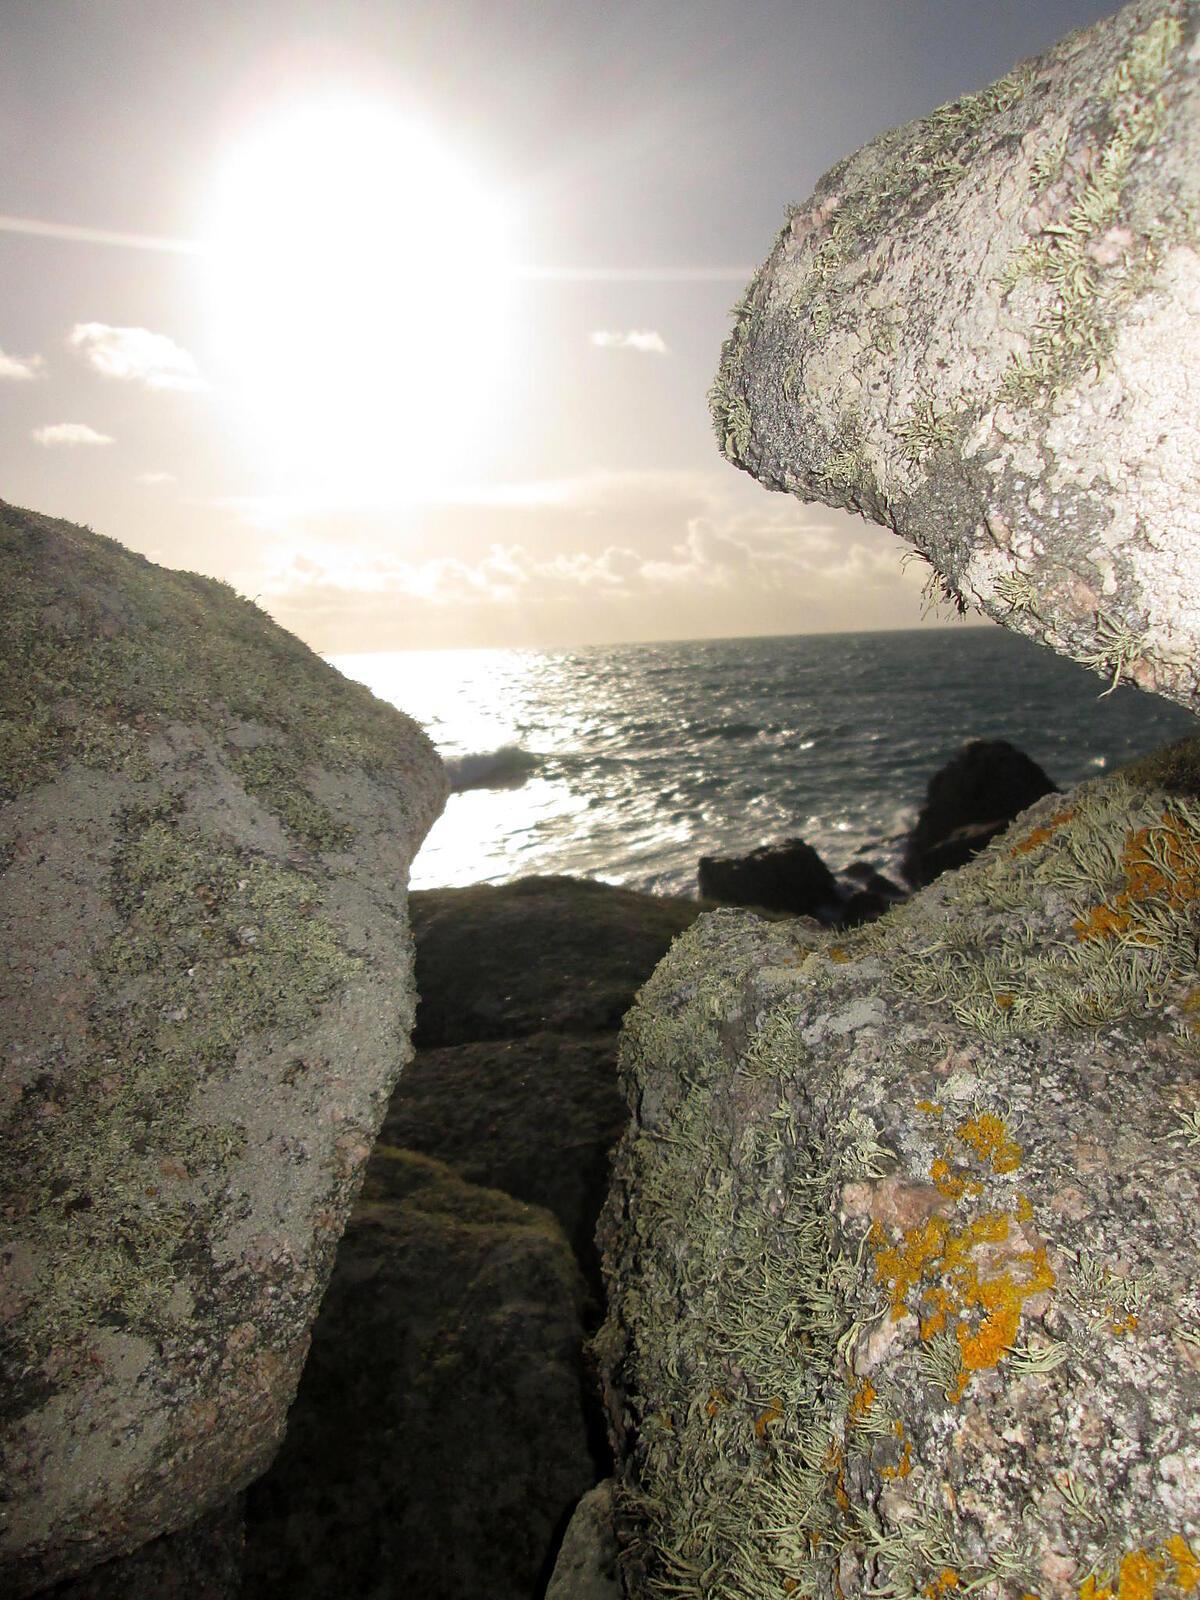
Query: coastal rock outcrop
xmin=711 ymin=0 xmax=1200 ymax=712
xmin=902 ymin=738 xmax=1058 ymax=886
xmin=597 ymin=742 xmax=1200 ymax=1593
xmin=0 ymin=502 xmax=446 ymax=1594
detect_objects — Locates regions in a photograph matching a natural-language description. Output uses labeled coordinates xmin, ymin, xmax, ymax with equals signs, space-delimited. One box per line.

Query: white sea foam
xmin=444 ymin=745 xmax=541 ymax=792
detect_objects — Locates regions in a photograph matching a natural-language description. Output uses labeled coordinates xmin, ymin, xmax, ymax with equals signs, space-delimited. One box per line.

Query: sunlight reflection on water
xmin=329 ymin=634 xmax=1199 ymax=897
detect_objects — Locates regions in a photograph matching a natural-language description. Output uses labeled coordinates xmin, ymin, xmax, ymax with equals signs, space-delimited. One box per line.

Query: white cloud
xmin=31 ymin=422 xmax=114 ymax=447
xmin=0 ymin=345 xmax=44 ymax=380
xmin=69 ymin=322 xmax=205 ymax=391
xmin=135 ymin=470 xmax=176 ymax=485
xmin=590 ymin=328 xmax=669 ymax=354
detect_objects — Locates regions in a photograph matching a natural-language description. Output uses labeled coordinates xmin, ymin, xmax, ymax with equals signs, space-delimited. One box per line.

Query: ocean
xmin=332 ymin=627 xmax=1199 ymax=898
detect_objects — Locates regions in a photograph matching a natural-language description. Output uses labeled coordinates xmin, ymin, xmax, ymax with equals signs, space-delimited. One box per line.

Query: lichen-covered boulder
xmin=242 ymin=1146 xmax=597 ymax=1599
xmin=0 ymin=502 xmax=446 ymax=1594
xmin=712 ymin=0 xmax=1200 ymax=712
xmin=596 ymin=740 xmax=1200 ymax=1597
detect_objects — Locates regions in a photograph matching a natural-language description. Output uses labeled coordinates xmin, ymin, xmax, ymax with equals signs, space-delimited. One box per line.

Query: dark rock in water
xmin=902 ymin=738 xmax=1057 ymax=886
xmin=832 ymin=861 xmax=907 ymax=927
xmin=242 ymin=1149 xmax=596 ymax=1600
xmin=380 ymin=1031 xmax=626 ymax=1302
xmin=40 ymin=1503 xmax=244 ymax=1600
xmin=411 ymin=876 xmax=701 ymax=1046
xmin=698 ymin=836 xmax=840 ymax=916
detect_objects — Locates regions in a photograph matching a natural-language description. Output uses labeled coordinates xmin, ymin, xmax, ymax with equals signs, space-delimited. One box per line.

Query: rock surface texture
xmin=0 ymin=502 xmax=446 ymax=1594
xmin=711 ymin=0 xmax=1200 ymax=712
xmin=597 ymin=741 xmax=1200 ymax=1596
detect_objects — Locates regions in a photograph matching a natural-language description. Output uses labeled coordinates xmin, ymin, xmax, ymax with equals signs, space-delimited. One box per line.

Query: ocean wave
xmin=445 ymin=745 xmax=541 ymax=792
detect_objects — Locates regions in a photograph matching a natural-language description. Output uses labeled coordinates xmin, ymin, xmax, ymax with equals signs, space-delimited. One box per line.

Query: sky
xmin=1 ymin=0 xmax=1119 ymax=653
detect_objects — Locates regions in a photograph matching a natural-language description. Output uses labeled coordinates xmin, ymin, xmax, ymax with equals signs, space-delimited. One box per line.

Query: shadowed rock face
xmin=712 ymin=0 xmax=1200 ymax=712
xmin=242 ymin=1150 xmax=596 ymax=1600
xmin=0 ymin=502 xmax=446 ymax=1595
xmin=596 ymin=742 xmax=1200 ymax=1595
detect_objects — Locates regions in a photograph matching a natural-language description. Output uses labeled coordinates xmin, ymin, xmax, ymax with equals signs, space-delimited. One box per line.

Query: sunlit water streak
xmin=331 ymin=629 xmax=1198 ymax=896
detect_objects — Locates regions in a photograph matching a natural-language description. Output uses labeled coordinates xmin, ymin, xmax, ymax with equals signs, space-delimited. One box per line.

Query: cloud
xmin=31 ymin=422 xmax=114 ymax=447
xmin=69 ymin=322 xmax=205 ymax=390
xmin=135 ymin=470 xmax=176 ymax=485
xmin=0 ymin=345 xmax=44 ymax=380
xmin=590 ymin=328 xmax=668 ymax=354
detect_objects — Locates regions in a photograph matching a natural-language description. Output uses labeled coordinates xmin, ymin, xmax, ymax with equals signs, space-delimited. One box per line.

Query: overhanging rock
xmin=712 ymin=0 xmax=1200 ymax=712
xmin=596 ymin=744 xmax=1200 ymax=1596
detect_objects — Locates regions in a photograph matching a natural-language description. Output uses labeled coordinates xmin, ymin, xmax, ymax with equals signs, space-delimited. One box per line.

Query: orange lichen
xmin=1074 ymin=812 xmax=1200 ymax=944
xmin=847 ymin=1378 xmax=877 ymax=1424
xmin=1081 ymin=1551 xmax=1163 ymax=1600
xmin=1166 ymin=1536 xmax=1200 ymax=1593
xmin=705 ymin=1387 xmax=728 ymax=1417
xmin=873 ymin=1206 xmax=1054 ymax=1400
xmin=823 ymin=1440 xmax=851 ymax=1512
xmin=916 ymin=1099 xmax=944 ymax=1117
xmin=754 ymin=1397 xmax=783 ymax=1438
xmin=957 ymin=1112 xmax=1023 ymax=1174
xmin=924 ymin=1572 xmax=959 ymax=1599
xmin=1015 ymin=1193 xmax=1034 ymax=1222
xmin=829 ymin=945 xmax=852 ymax=963
xmin=931 ymin=1156 xmax=967 ymax=1199
xmin=950 ymin=1246 xmax=1055 ymax=1400
xmin=881 ymin=1421 xmax=913 ymax=1480
xmin=1010 ymin=808 xmax=1075 ymax=856
xmin=1106 ymin=1308 xmax=1139 ymax=1337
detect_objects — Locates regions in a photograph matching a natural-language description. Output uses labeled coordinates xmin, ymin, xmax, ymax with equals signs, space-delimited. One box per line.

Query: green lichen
xmin=232 ymin=745 xmax=355 ymax=854
xmin=996 ymin=8 xmax=1186 ymax=404
xmin=787 ymin=65 xmax=1033 ymax=342
xmin=3 ymin=796 xmax=363 ymax=1379
xmin=895 ymin=397 xmax=960 ymax=465
xmin=0 ymin=500 xmax=431 ymax=811
xmin=831 ymin=758 xmax=1200 ymax=1046
xmin=708 ymin=372 xmax=754 ymax=466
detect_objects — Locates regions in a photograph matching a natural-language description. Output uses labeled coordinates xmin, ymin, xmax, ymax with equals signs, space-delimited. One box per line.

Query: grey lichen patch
xmin=2 ymin=796 xmax=362 ymax=1382
xmin=0 ymin=500 xmax=443 ymax=818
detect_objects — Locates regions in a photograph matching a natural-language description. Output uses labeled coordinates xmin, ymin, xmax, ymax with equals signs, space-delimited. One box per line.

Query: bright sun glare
xmin=205 ymin=99 xmax=514 ymax=501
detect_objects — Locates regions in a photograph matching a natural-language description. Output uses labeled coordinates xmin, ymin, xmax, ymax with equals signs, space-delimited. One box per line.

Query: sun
xmin=203 ymin=98 xmax=515 ymax=501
